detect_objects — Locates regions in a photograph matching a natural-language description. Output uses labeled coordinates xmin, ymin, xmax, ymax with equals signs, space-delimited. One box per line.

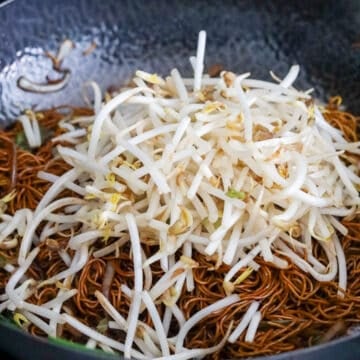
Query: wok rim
xmin=0 ymin=315 xmax=359 ymax=360
xmin=0 ymin=0 xmax=359 ymax=359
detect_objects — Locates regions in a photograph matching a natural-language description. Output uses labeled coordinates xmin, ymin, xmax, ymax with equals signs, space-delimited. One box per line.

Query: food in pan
xmin=0 ymin=31 xmax=359 ymax=359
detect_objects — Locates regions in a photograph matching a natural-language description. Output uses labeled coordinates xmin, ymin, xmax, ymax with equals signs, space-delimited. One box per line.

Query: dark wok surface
xmin=1 ymin=0 xmax=360 ymax=125
xmin=0 ymin=0 xmax=360 ymax=359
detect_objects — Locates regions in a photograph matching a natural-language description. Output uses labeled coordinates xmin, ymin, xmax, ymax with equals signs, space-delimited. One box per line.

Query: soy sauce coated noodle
xmin=0 ymin=98 xmax=359 ymax=358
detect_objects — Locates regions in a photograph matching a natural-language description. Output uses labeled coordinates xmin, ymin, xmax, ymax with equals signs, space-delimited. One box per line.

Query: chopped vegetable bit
xmin=106 ymin=173 xmax=116 ymax=185
xmin=234 ymin=267 xmax=254 ymax=285
xmin=226 ymin=189 xmax=246 ymax=200
xmin=96 ymin=318 xmax=108 ymax=334
xmin=15 ymin=131 xmax=31 ymax=151
xmin=13 ymin=313 xmax=29 ymax=328
xmin=213 ymin=218 xmax=222 ymax=229
xmin=135 ymin=70 xmax=164 ymax=85
xmin=168 ymin=207 xmax=193 ymax=235
xmin=102 ymin=227 xmax=112 ymax=243
xmin=0 ymin=255 xmax=7 ymax=267
xmin=203 ymin=101 xmax=227 ymax=114
xmin=0 ymin=190 xmax=17 ymax=203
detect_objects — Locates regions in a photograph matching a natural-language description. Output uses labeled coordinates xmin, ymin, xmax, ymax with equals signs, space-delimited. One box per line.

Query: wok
xmin=0 ymin=0 xmax=360 ymax=359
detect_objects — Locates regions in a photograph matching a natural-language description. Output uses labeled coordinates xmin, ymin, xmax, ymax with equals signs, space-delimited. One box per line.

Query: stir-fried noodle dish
xmin=0 ymin=32 xmax=359 ymax=359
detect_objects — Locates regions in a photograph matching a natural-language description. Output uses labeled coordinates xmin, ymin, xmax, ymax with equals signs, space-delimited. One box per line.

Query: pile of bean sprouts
xmin=0 ymin=31 xmax=360 ymax=359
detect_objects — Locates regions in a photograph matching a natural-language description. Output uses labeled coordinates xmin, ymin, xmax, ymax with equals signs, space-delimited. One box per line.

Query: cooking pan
xmin=0 ymin=0 xmax=360 ymax=359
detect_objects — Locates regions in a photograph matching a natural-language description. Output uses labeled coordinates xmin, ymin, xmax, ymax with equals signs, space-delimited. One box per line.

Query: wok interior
xmin=1 ymin=0 xmax=360 ymax=126
xmin=0 ymin=1 xmax=360 ymax=360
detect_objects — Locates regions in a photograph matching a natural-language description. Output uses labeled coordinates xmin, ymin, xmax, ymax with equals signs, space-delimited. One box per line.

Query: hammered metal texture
xmin=1 ymin=0 xmax=360 ymax=128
